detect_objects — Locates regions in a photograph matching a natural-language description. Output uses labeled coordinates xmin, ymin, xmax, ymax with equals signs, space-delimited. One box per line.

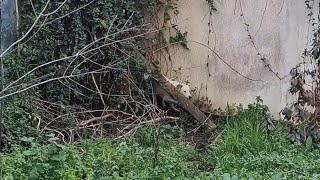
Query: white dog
xmin=163 ymin=75 xmax=192 ymax=99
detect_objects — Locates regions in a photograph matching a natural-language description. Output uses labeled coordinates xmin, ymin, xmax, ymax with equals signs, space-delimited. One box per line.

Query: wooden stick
xmin=79 ymin=114 xmax=113 ymax=126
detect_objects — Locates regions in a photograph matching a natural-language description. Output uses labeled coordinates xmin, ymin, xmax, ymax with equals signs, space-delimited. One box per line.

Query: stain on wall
xmin=160 ymin=0 xmax=316 ymax=116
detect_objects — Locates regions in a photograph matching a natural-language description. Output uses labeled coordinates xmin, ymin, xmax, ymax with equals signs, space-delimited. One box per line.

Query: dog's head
xmin=176 ymin=84 xmax=192 ymax=99
xmin=166 ymin=78 xmax=192 ymax=99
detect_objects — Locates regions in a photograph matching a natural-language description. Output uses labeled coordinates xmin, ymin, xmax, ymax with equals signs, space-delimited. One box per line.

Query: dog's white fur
xmin=163 ymin=75 xmax=192 ymax=99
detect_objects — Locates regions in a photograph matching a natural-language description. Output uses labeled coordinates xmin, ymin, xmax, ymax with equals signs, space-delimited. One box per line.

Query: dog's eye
xmin=184 ymin=90 xmax=187 ymax=92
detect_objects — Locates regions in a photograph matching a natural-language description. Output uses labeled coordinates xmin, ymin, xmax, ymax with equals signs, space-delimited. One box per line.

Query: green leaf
xmin=28 ymin=169 xmax=39 ymax=180
xmin=48 ymin=137 xmax=60 ymax=142
xmin=54 ymin=142 xmax=66 ymax=149
xmin=20 ymin=136 xmax=34 ymax=143
xmin=231 ymin=175 xmax=238 ymax=180
xmin=51 ymin=152 xmax=67 ymax=161
xmin=97 ymin=18 xmax=108 ymax=28
xmin=306 ymin=136 xmax=313 ymax=149
xmin=46 ymin=133 xmax=56 ymax=138
xmin=222 ymin=173 xmax=231 ymax=180
xmin=23 ymin=149 xmax=38 ymax=156
xmin=271 ymin=173 xmax=282 ymax=180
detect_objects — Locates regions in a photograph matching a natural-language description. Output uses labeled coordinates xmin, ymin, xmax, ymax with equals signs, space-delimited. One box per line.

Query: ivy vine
xmin=2 ymin=0 xmax=163 ymax=149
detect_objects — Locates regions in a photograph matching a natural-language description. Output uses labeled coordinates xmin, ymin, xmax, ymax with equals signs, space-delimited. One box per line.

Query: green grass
xmin=214 ymin=103 xmax=288 ymax=156
xmin=2 ymin=104 xmax=320 ymax=179
xmin=210 ymin=103 xmax=320 ymax=179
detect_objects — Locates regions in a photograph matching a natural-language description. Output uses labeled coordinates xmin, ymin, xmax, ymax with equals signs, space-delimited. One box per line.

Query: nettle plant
xmin=281 ymin=0 xmax=320 ymax=146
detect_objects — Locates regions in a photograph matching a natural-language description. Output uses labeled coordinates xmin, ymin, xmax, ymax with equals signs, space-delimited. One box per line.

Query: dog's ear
xmin=176 ymin=84 xmax=183 ymax=90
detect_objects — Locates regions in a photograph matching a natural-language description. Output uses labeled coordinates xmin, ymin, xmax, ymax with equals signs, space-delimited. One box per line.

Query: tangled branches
xmin=0 ymin=0 xmax=177 ymax=150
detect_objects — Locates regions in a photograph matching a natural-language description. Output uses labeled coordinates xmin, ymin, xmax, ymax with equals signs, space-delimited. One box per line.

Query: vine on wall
xmin=281 ymin=0 xmax=320 ymax=146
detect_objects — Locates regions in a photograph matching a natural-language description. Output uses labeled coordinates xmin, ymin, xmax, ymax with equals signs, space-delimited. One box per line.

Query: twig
xmin=1 ymin=26 xmax=157 ymax=96
xmin=44 ymin=0 xmax=95 ymax=25
xmin=91 ymin=74 xmax=106 ymax=108
xmin=0 ymin=0 xmax=49 ymax=58
xmin=79 ymin=114 xmax=113 ymax=126
xmin=0 ymin=70 xmax=109 ymax=100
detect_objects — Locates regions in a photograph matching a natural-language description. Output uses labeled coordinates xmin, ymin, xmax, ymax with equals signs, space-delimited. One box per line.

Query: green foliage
xmin=2 ymin=0 xmax=164 ymax=149
xmin=1 ymin=127 xmax=204 ymax=180
xmin=19 ymin=0 xmax=151 ymax=105
xmin=169 ymin=29 xmax=189 ymax=50
xmin=210 ymin=103 xmax=320 ymax=179
xmin=1 ymin=56 xmax=41 ymax=152
xmin=133 ymin=125 xmax=184 ymax=147
xmin=3 ymin=56 xmax=31 ymax=81
xmin=215 ymin=103 xmax=283 ymax=156
xmin=2 ymin=98 xmax=40 ymax=152
xmin=206 ymin=0 xmax=217 ymax=11
xmin=3 ymin=1 xmax=320 ymax=179
xmin=211 ymin=146 xmax=320 ymax=179
xmin=163 ymin=0 xmax=179 ymax=22
xmin=2 ymin=105 xmax=320 ymax=179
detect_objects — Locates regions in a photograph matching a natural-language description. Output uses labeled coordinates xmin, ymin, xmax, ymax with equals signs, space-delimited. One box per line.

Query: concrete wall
xmin=161 ymin=0 xmax=317 ymax=116
xmin=1 ymin=0 xmax=18 ymax=55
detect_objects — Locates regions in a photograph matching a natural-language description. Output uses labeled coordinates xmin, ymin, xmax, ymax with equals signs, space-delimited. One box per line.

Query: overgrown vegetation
xmin=2 ymin=104 xmax=320 ymax=179
xmin=1 ymin=0 xmax=166 ymax=151
xmin=280 ymin=0 xmax=320 ymax=146
xmin=2 ymin=0 xmax=320 ymax=179
xmin=212 ymin=103 xmax=320 ymax=179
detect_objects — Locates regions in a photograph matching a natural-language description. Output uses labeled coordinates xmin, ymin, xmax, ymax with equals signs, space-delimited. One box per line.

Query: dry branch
xmin=155 ymin=80 xmax=216 ymax=129
xmin=78 ymin=114 xmax=113 ymax=126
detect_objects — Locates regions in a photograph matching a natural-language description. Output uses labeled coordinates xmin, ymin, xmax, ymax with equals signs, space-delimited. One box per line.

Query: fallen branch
xmin=133 ymin=48 xmax=217 ymax=130
xmin=155 ymin=80 xmax=216 ymax=129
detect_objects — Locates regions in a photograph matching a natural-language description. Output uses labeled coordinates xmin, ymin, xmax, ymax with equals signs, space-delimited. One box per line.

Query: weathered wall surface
xmin=162 ymin=0 xmax=316 ymax=116
xmin=1 ymin=0 xmax=18 ymax=55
